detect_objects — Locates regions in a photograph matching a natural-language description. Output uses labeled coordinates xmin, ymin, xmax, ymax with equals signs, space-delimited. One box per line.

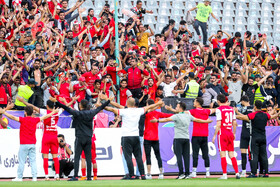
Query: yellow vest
xmin=254 ymin=86 xmax=264 ymax=103
xmin=185 ymin=80 xmax=200 ymax=99
xmin=15 ymin=85 xmax=34 ymax=107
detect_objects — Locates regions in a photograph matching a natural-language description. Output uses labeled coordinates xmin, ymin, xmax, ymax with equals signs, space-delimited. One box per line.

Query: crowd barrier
xmin=1 ymin=120 xmax=280 ymax=178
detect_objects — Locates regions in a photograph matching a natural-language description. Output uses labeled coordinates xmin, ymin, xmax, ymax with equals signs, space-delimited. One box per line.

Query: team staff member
xmin=234 ymin=95 xmax=254 ymax=177
xmin=236 ymin=100 xmax=280 ymax=178
xmin=106 ymin=98 xmax=164 ymax=180
xmin=144 ymin=99 xmax=173 ymax=179
xmin=152 ymin=102 xmax=212 ymax=179
xmin=14 ymin=78 xmax=37 ymax=110
xmin=50 ymin=93 xmax=110 ymax=181
xmin=17 ymin=97 xmax=63 ymax=180
xmin=0 ymin=106 xmax=59 ymax=182
xmin=188 ymin=0 xmax=219 ymax=44
xmin=165 ymin=97 xmax=214 ymax=178
xmin=212 ymin=94 xmax=240 ymax=180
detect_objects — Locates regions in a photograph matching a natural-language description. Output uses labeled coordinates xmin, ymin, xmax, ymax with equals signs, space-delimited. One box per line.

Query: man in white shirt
xmin=106 ymin=98 xmax=163 ymax=180
xmin=160 ymin=71 xmax=188 ymax=97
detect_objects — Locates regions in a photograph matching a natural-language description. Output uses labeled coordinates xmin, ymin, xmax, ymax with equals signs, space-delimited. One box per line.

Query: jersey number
xmin=51 ymin=117 xmax=56 ymax=126
xmin=225 ymin=112 xmax=233 ymax=124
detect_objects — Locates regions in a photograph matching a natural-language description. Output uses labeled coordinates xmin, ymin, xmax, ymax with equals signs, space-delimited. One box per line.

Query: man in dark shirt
xmin=50 ymin=94 xmax=110 ymax=181
xmin=242 ymin=74 xmax=270 ymax=105
xmin=236 ymin=100 xmax=280 ymax=178
xmin=209 ymin=74 xmax=228 ymax=96
xmin=235 ymin=95 xmax=254 ymax=177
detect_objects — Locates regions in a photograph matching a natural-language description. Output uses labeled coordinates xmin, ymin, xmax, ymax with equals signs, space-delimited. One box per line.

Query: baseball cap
xmin=28 ymin=78 xmax=38 ymax=85
xmin=189 ymin=72 xmax=195 ymax=78
xmin=255 ymin=74 xmax=262 ymax=78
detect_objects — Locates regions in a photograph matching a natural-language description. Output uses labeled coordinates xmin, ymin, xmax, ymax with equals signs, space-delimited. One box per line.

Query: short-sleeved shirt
xmin=228 ymin=80 xmax=243 ymax=103
xmin=189 ymin=108 xmax=211 ymax=137
xmin=160 ymin=82 xmax=177 ymax=97
xmin=19 ymin=117 xmax=40 ymax=144
xmin=64 ymin=37 xmax=79 ymax=52
xmin=248 ymin=111 xmax=270 ymax=137
xmin=216 ymin=105 xmax=236 ymax=135
xmin=118 ymin=108 xmax=145 ymax=137
xmin=40 ymin=109 xmax=63 ymax=135
xmin=196 ymin=3 xmax=213 ymax=23
xmin=171 ymin=113 xmax=194 ymax=139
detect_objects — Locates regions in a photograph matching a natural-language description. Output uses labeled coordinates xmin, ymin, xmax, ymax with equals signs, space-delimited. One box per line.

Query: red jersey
xmin=211 ymin=38 xmax=228 ymax=53
xmin=0 ymin=84 xmax=11 ymax=105
xmin=73 ymin=84 xmax=88 ymax=102
xmin=144 ymin=111 xmax=173 ymax=141
xmin=106 ymin=66 xmax=117 ymax=85
xmin=19 ymin=117 xmax=40 ymax=144
xmin=148 ymin=84 xmax=157 ymax=101
xmin=82 ymin=72 xmax=101 ymax=89
xmin=59 ymin=82 xmax=70 ymax=98
xmin=216 ymin=105 xmax=236 ymax=135
xmin=120 ymin=88 xmax=132 ymax=106
xmin=40 ymin=109 xmax=63 ymax=135
xmin=189 ymin=108 xmax=211 ymax=137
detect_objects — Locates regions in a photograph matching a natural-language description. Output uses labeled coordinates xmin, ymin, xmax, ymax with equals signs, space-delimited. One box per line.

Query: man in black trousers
xmin=236 ymin=100 xmax=280 ymax=178
xmin=50 ymin=94 xmax=110 ymax=181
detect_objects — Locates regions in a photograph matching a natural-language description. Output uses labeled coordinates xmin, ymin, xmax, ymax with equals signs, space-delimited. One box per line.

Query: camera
xmin=60 ymin=139 xmax=64 ymax=143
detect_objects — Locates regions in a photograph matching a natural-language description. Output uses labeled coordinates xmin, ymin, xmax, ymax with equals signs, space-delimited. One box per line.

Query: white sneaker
xmin=241 ymin=171 xmax=246 ymax=177
xmin=176 ymin=174 xmax=185 ymax=179
xmin=158 ymin=174 xmax=164 ymax=179
xmin=146 ymin=174 xmax=152 ymax=180
xmin=189 ymin=172 xmax=197 ymax=178
xmin=12 ymin=178 xmax=22 ymax=182
xmin=205 ymin=172 xmax=211 ymax=178
xmin=218 ymin=175 xmax=227 ymax=180
xmin=32 ymin=178 xmax=37 ymax=182
xmin=185 ymin=175 xmax=190 ymax=179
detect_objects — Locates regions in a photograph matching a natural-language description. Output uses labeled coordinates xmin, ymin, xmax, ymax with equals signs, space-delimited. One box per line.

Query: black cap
xmin=191 ymin=41 xmax=198 ymax=45
xmin=255 ymin=74 xmax=262 ymax=78
xmin=189 ymin=72 xmax=195 ymax=78
xmin=205 ymin=66 xmax=211 ymax=71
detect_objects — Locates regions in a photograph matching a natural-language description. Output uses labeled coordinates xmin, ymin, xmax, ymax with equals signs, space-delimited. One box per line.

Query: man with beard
xmin=24 ymin=55 xmax=58 ymax=108
xmin=242 ymin=73 xmax=272 ymax=105
xmin=209 ymin=30 xmax=231 ymax=54
xmin=63 ymin=28 xmax=89 ymax=53
xmin=0 ymin=74 xmax=11 ymax=108
xmin=224 ymin=66 xmax=248 ymax=104
xmin=208 ymin=74 xmax=228 ymax=96
xmin=41 ymin=77 xmax=60 ymax=106
xmin=87 ymin=8 xmax=97 ymax=24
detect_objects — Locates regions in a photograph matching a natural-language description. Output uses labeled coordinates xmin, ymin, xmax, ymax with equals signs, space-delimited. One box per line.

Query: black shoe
xmin=129 ymin=176 xmax=136 ymax=180
xmin=121 ymin=174 xmax=130 ymax=180
xmin=247 ymin=174 xmax=257 ymax=178
xmin=87 ymin=178 xmax=92 ymax=181
xmin=68 ymin=177 xmax=78 ymax=181
xmin=141 ymin=175 xmax=146 ymax=180
xmin=135 ymin=176 xmax=140 ymax=180
xmin=262 ymin=174 xmax=269 ymax=178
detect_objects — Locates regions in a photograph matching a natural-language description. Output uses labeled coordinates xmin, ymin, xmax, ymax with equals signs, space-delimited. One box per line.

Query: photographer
xmin=264 ymin=76 xmax=277 ymax=106
xmin=57 ymin=134 xmax=74 ymax=178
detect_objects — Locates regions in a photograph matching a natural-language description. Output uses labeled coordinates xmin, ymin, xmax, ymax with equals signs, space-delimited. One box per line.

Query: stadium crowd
xmin=0 ymin=0 xmax=279 ymax=182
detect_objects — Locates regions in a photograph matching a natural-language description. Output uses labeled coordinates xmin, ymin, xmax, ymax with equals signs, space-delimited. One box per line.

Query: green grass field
xmin=1 ymin=177 xmax=280 ymax=187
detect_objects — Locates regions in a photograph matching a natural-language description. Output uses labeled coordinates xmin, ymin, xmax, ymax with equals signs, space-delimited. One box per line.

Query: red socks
xmin=53 ymin=157 xmax=60 ymax=175
xmin=93 ymin=168 xmax=97 ymax=177
xmin=221 ymin=157 xmax=227 ymax=174
xmin=231 ymin=157 xmax=239 ymax=174
xmin=82 ymin=168 xmax=86 ymax=177
xmin=43 ymin=158 xmax=49 ymax=175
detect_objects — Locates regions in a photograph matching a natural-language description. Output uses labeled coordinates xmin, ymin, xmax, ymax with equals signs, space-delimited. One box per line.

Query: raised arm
xmin=16 ymin=96 xmax=40 ymax=113
xmin=150 ymin=117 xmax=173 ymax=123
xmin=40 ymin=108 xmax=60 ymax=121
xmin=193 ymin=118 xmax=212 ymax=123
xmin=143 ymin=100 xmax=164 ymax=112
xmin=1 ymin=109 xmax=19 ymax=122
xmin=49 ymin=97 xmax=79 ymax=116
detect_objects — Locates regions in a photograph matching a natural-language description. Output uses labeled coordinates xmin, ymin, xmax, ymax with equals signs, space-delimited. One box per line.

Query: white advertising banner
xmin=0 ymin=129 xmax=160 ymax=178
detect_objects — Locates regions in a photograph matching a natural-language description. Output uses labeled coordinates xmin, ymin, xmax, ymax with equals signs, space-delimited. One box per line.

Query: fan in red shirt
xmin=73 ymin=77 xmax=90 ymax=102
xmin=144 ymin=99 xmax=172 ymax=179
xmin=82 ymin=65 xmax=101 ymax=91
xmin=209 ymin=30 xmax=231 ymax=54
xmin=57 ymin=73 xmax=73 ymax=103
xmin=188 ymin=97 xmax=215 ymax=178
xmin=145 ymin=78 xmax=161 ymax=101
xmin=87 ymin=8 xmax=97 ymax=25
xmin=1 ymin=106 xmax=58 ymax=181
xmin=0 ymin=75 xmax=12 ymax=108
xmin=103 ymin=58 xmax=123 ymax=85
xmin=212 ymin=94 xmax=240 ymax=179
xmin=119 ymin=79 xmax=132 ymax=106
